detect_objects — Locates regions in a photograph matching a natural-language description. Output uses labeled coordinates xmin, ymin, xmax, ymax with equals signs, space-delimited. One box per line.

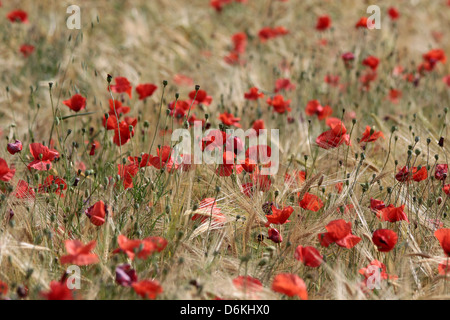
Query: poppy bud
xmin=439 ymin=137 xmax=444 ymax=148
xmin=438 ymin=197 xmax=443 ymax=205
xmin=7 ymin=140 xmax=23 ymax=155
xmin=162 ymin=80 xmax=168 ymax=86
xmin=107 ymin=74 xmax=112 ymax=83
xmin=195 ymin=85 xmax=200 ymax=91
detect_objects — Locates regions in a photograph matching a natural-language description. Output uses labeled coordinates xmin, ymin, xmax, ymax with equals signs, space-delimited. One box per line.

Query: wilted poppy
xmin=7 ymin=140 xmax=23 ymax=155
xmin=116 ymin=264 xmax=138 ymax=287
xmin=435 ymin=164 xmax=448 ymax=181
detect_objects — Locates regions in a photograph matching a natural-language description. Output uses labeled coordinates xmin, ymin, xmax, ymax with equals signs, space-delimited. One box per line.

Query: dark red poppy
xmin=0 ymin=280 xmax=8 ymax=297
xmin=316 ymin=15 xmax=331 ymax=31
xmin=60 ymin=240 xmax=99 ymax=266
xmin=372 ymin=229 xmax=398 ymax=252
xmin=85 ymin=200 xmax=107 ymax=226
xmin=28 ymin=143 xmax=59 ymax=171
xmin=294 ymin=246 xmax=323 ymax=267
xmin=362 ymin=56 xmax=380 ymax=71
xmin=370 ymin=198 xmax=386 ymax=211
xmin=110 ymin=77 xmax=132 ymax=99
xmin=268 ymin=228 xmax=282 ymax=243
xmin=244 ymin=87 xmax=264 ymax=100
xmin=271 ymin=273 xmax=308 ymax=300
xmin=299 ymin=192 xmax=324 ymax=212
xmin=435 ymin=164 xmax=448 ymax=181
xmin=116 ymin=264 xmax=138 ymax=287
xmin=136 ymin=83 xmax=158 ymax=100
xmin=7 ymin=140 xmax=22 ymax=155
xmin=376 ymin=204 xmax=409 ymax=223
xmin=435 ymin=229 xmax=450 ymax=257
xmin=7 ymin=10 xmax=28 ymax=23
xmin=63 ymin=94 xmax=86 ymax=112
xmin=318 ymin=219 xmax=361 ymax=249
xmin=132 ymin=280 xmax=163 ymax=299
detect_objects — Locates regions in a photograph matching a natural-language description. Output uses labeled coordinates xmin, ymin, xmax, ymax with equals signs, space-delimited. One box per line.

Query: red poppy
xmin=7 ymin=140 xmax=23 ymax=155
xmin=189 ymin=89 xmax=212 ymax=106
xmin=443 ymin=184 xmax=450 ymax=195
xmin=443 ymin=75 xmax=450 ymax=87
xmin=316 ymin=15 xmax=331 ymax=31
xmin=63 ymin=94 xmax=86 ymax=112
xmin=359 ymin=70 xmax=378 ymax=90
xmin=173 ymin=74 xmax=194 ymax=87
xmin=114 ymin=235 xmax=168 ymax=260
xmin=372 ymin=229 xmax=398 ymax=252
xmin=387 ymin=89 xmax=402 ymax=104
xmin=258 ymin=26 xmax=288 ymax=42
xmin=252 ymin=119 xmax=265 ymax=136
xmin=85 ymin=200 xmax=107 ymax=226
xmin=136 ymin=83 xmax=158 ymax=100
xmin=219 ymin=112 xmax=241 ymax=127
xmin=28 ymin=143 xmax=59 ymax=171
xmin=316 ymin=119 xmax=350 ymax=149
xmin=335 ymin=182 xmax=343 ymax=193
xmin=435 ymin=229 xmax=450 ymax=257
xmin=271 ymin=273 xmax=308 ymax=300
xmin=232 ymin=276 xmax=263 ymax=293
xmin=362 ymin=56 xmax=380 ymax=71
xmin=359 ymin=260 xmax=397 ymax=289
xmin=60 ymin=240 xmax=99 ymax=266
xmin=117 ymin=163 xmax=139 ymax=189
xmin=360 ymin=126 xmax=384 ymax=143
xmin=324 ymin=74 xmax=340 ymax=86
xmin=244 ymin=87 xmax=264 ymax=100
xmin=438 ymin=263 xmax=450 ymax=276
xmin=113 ymin=117 xmax=137 ymax=146
xmin=38 ymin=175 xmax=67 ymax=196
xmin=268 ymin=228 xmax=282 ymax=243
xmin=423 ymin=49 xmax=446 ymax=66
xmin=435 ymin=164 xmax=448 ymax=181
xmin=149 ymin=146 xmax=173 ymax=169
xmin=110 ymin=77 xmax=132 ymax=99
xmin=15 ymin=180 xmax=35 ymax=199
xmin=132 ymin=280 xmax=163 ymax=299
xmin=370 ymin=198 xmax=386 ymax=211
xmin=299 ymin=192 xmax=324 ymax=212
xmin=341 ymin=52 xmax=355 ymax=69
xmin=395 ymin=166 xmax=427 ymax=182
xmin=116 ymin=264 xmax=138 ymax=287
xmin=305 ymin=100 xmax=333 ymax=120
xmin=0 ymin=280 xmax=7 ymax=296
xmin=265 ymin=205 xmax=293 ymax=227
xmin=388 ymin=7 xmax=400 ymax=20
xmin=275 ymin=78 xmax=295 ymax=93
xmin=318 ymin=219 xmax=361 ymax=249
xmin=294 ymin=246 xmax=323 ymax=267
xmin=20 ymin=44 xmax=35 ymax=57
xmin=7 ymin=10 xmax=28 ymax=23
xmin=231 ymin=32 xmax=247 ymax=54
xmin=0 ymin=158 xmax=15 ymax=182
xmin=355 ymin=17 xmax=368 ymax=28
xmin=267 ymin=95 xmax=291 ymax=113
xmin=40 ymin=281 xmax=73 ymax=300
xmin=376 ymin=204 xmax=409 ymax=223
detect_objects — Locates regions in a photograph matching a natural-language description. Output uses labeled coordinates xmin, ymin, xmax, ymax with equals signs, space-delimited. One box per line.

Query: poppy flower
xmin=148 ymin=146 xmax=173 ymax=169
xmin=258 ymin=26 xmax=289 ymax=42
xmin=360 ymin=126 xmax=384 ymax=143
xmin=443 ymin=184 xmax=450 ymax=195
xmin=7 ymin=10 xmax=28 ymax=23
xmin=318 ymin=219 xmax=361 ymax=249
xmin=231 ymin=32 xmax=247 ymax=54
xmin=219 ymin=112 xmax=241 ymax=127
xmin=316 ymin=119 xmax=350 ymax=149
xmin=388 ymin=7 xmax=400 ymax=20
xmin=117 ymin=163 xmax=139 ymax=189
xmin=252 ymin=119 xmax=265 ymax=136
xmin=324 ymin=74 xmax=340 ymax=86
xmin=387 ymin=89 xmax=402 ymax=104
xmin=20 ymin=44 xmax=35 ymax=57
xmin=113 ymin=235 xmax=168 ymax=260
xmin=173 ymin=74 xmax=194 ymax=87
xmin=0 ymin=158 xmax=15 ymax=182
xmin=443 ymin=75 xmax=450 ymax=87
xmin=191 ymin=198 xmax=225 ymax=225
xmin=268 ymin=228 xmax=282 ymax=243
xmin=232 ymin=276 xmax=263 ymax=293
xmin=63 ymin=94 xmax=86 ymax=112
xmin=305 ymin=100 xmax=333 ymax=120
xmin=251 ymin=171 xmax=272 ymax=191
xmin=438 ymin=263 xmax=450 ymax=276
xmin=335 ymin=182 xmax=343 ymax=193
xmin=40 ymin=281 xmax=73 ymax=300
xmin=275 ymin=78 xmax=295 ymax=93
xmin=28 ymin=143 xmax=59 ymax=171
xmin=7 ymin=140 xmax=23 ymax=155
xmin=0 ymin=280 xmax=7 ymax=296
xmin=267 ymin=95 xmax=291 ymax=114
xmin=85 ymin=200 xmax=107 ymax=226
xmin=362 ymin=56 xmax=380 ymax=71
xmin=113 ymin=117 xmax=137 ymax=146
xmin=224 ymin=51 xmax=240 ymax=65
xmin=423 ymin=49 xmax=446 ymax=66
xmin=15 ymin=180 xmax=35 ymax=199
xmin=108 ymin=99 xmax=131 ymax=119
xmin=370 ymin=198 xmax=386 ymax=211
xmin=372 ymin=229 xmax=398 ymax=252
xmin=359 ymin=260 xmax=397 ymax=289
xmin=116 ymin=264 xmax=138 ymax=287
xmin=435 ymin=164 xmax=448 ymax=181
xmin=294 ymin=246 xmax=323 ymax=267
xmin=265 ymin=205 xmax=293 ymax=227
xmin=376 ymin=204 xmax=409 ymax=223
xmin=189 ymin=89 xmax=212 ymax=106
xmin=132 ymin=280 xmax=163 ymax=300
xmin=359 ymin=71 xmax=378 ymax=90
xmin=285 ymin=170 xmax=306 ymax=186
xmin=38 ymin=175 xmax=67 ymax=196
xmin=60 ymin=240 xmax=99 ymax=266
xmin=271 ymin=273 xmax=308 ymax=300
xmin=435 ymin=229 xmax=450 ymax=257
xmin=342 ymin=52 xmax=355 ymax=68
xmin=244 ymin=87 xmax=264 ymax=100
xmin=110 ymin=77 xmax=132 ymax=99
xmin=316 ymin=15 xmax=331 ymax=31
xmin=395 ymin=166 xmax=427 ymax=182
xmin=355 ymin=17 xmax=368 ymax=28
xmin=299 ymin=192 xmax=324 ymax=212
xmin=135 ymin=83 xmax=157 ymax=100
xmin=245 ymin=145 xmax=271 ymax=164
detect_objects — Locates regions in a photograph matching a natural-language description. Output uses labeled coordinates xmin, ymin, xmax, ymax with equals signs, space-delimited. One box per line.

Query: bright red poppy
xmin=117 ymin=163 xmax=139 ymax=189
xmin=189 ymin=89 xmax=212 ymax=106
xmin=299 ymin=192 xmax=324 ymax=212
xmin=38 ymin=175 xmax=67 ymax=196
xmin=355 ymin=17 xmax=368 ymax=28
xmin=15 ymin=180 xmax=35 ymax=199
xmin=360 ymin=126 xmax=384 ymax=143
xmin=0 ymin=158 xmax=15 ymax=182
xmin=362 ymin=56 xmax=380 ymax=71
xmin=244 ymin=87 xmax=264 ymax=100
xmin=132 ymin=280 xmax=163 ymax=299
xmin=136 ymin=83 xmax=158 ymax=100
xmin=271 ymin=273 xmax=308 ymax=300
xmin=316 ymin=15 xmax=331 ymax=31
xmin=388 ymin=7 xmax=400 ymax=20
xmin=7 ymin=10 xmax=28 ymax=23
xmin=60 ymin=240 xmax=99 ymax=266
xmin=316 ymin=119 xmax=350 ymax=149
xmin=318 ymin=219 xmax=361 ymax=249
xmin=113 ymin=117 xmax=137 ymax=146
xmin=0 ymin=280 xmax=8 ymax=296
xmin=294 ymin=246 xmax=323 ymax=267
xmin=376 ymin=204 xmax=409 ymax=223
xmin=114 ymin=235 xmax=168 ymax=260
xmin=267 ymin=95 xmax=291 ymax=114
xmin=370 ymin=198 xmax=386 ymax=211
xmin=63 ymin=94 xmax=86 ymax=112
xmin=265 ymin=205 xmax=293 ymax=227
xmin=435 ymin=229 xmax=450 ymax=257
xmin=305 ymin=100 xmax=333 ymax=120
xmin=40 ymin=281 xmax=73 ymax=300
xmin=219 ymin=112 xmax=241 ymax=127
xmin=85 ymin=200 xmax=107 ymax=226
xmin=232 ymin=276 xmax=263 ymax=292
xmin=372 ymin=229 xmax=398 ymax=252
xmin=275 ymin=78 xmax=295 ymax=93
xmin=20 ymin=44 xmax=35 ymax=57
xmin=28 ymin=143 xmax=59 ymax=171
xmin=110 ymin=77 xmax=132 ymax=99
